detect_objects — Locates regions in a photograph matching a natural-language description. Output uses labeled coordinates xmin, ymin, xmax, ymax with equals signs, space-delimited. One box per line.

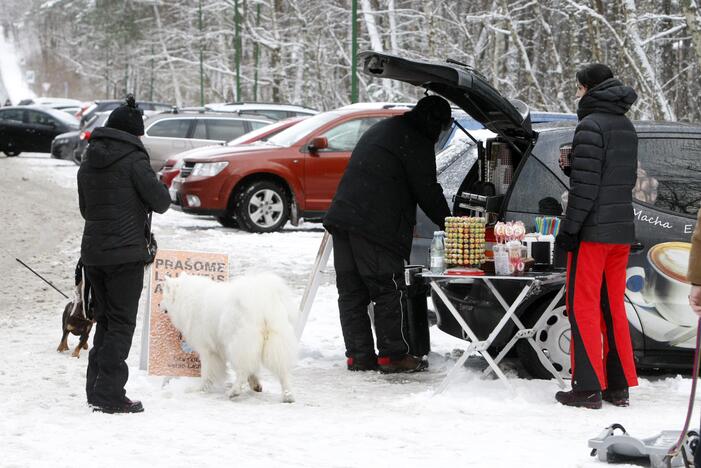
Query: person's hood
xmin=83 ymin=127 xmax=147 ymax=168
xmin=577 ymin=78 xmax=637 ymax=119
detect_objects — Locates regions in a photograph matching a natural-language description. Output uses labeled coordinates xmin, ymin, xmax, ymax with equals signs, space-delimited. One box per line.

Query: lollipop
xmin=513 ymin=221 xmax=526 ymax=241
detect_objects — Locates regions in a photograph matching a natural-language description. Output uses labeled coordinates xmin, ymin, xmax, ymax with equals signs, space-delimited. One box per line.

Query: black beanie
xmin=106 ymin=94 xmax=145 ymax=136
xmin=576 ymin=64 xmax=614 ymax=89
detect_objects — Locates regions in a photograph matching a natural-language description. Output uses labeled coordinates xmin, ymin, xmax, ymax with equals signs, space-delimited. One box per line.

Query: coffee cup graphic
xmin=641 ymin=242 xmax=694 ymax=327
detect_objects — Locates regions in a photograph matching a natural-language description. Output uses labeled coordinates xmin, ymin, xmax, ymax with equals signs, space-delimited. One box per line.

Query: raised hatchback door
xmin=358 ymin=51 xmax=534 ymax=144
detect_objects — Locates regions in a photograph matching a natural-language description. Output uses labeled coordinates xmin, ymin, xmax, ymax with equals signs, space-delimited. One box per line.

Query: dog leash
xmin=15 ymin=258 xmax=69 ymax=299
xmin=665 ymin=318 xmax=701 ymax=466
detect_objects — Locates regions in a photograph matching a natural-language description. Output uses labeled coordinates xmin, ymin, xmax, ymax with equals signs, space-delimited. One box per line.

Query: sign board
xmin=144 ymin=249 xmax=229 ymax=377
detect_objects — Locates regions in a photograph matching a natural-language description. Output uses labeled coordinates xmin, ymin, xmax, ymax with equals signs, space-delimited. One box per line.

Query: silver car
xmin=141 ymin=112 xmax=272 ymax=170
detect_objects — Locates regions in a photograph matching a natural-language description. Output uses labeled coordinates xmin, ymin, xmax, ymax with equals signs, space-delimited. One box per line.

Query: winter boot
xmin=378 ymin=354 xmax=428 ymax=374
xmin=347 ymin=354 xmax=379 ymax=371
xmin=602 ymin=388 xmax=629 ymax=407
xmin=91 ymin=396 xmax=144 ymax=414
xmin=555 ymin=389 xmax=602 ymax=409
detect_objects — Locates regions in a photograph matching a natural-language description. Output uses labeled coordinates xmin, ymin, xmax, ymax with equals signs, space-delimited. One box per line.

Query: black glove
xmin=555 ymin=231 xmax=579 ymax=252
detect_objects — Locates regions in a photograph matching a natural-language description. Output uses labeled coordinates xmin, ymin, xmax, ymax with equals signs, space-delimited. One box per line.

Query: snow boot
xmin=602 ymin=388 xmax=629 ymax=407
xmin=347 ymin=355 xmax=378 ymax=371
xmin=555 ymin=390 xmax=602 ymax=409
xmin=91 ymin=396 xmax=144 ymax=414
xmin=378 ymin=354 xmax=428 ymax=374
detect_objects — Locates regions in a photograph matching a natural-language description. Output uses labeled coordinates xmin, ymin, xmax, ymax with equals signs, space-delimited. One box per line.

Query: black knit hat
xmin=106 ymin=94 xmax=145 ymax=136
xmin=576 ymin=64 xmax=614 ymax=89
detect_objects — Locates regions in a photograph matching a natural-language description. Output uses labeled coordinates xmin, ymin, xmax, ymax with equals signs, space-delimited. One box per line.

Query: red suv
xmin=171 ymin=104 xmax=409 ymax=232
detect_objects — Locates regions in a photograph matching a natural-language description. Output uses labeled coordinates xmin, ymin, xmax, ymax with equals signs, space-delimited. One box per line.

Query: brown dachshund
xmin=57 ymin=286 xmax=95 ymax=358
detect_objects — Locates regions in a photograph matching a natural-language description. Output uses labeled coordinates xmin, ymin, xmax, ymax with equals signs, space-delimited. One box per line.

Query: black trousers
xmin=332 ymin=230 xmax=410 ymax=360
xmin=85 ymin=262 xmax=144 ymax=404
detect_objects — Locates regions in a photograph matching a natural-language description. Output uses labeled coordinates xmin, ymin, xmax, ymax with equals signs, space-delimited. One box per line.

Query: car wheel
xmin=216 ymin=215 xmax=239 ymax=228
xmin=235 ymin=181 xmax=289 ymax=233
xmin=4 ymin=150 xmax=20 ymax=157
xmin=516 ymin=297 xmax=572 ymax=380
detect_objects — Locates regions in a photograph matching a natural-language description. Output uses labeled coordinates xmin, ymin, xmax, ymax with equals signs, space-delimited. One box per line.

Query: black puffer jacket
xmin=323 ymin=111 xmax=451 ymax=260
xmin=78 ymin=127 xmax=170 ymax=266
xmin=561 ymin=78 xmax=638 ymax=244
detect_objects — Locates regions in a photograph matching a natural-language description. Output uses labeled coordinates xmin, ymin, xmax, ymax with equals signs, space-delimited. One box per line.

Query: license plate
xmin=169 ymin=187 xmax=178 ymax=203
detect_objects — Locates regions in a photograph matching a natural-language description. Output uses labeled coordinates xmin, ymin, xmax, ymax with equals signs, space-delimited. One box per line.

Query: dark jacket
xmin=323 ymin=112 xmax=451 ymax=260
xmin=561 ymin=78 xmax=638 ymax=244
xmin=78 ymin=127 xmax=170 ymax=266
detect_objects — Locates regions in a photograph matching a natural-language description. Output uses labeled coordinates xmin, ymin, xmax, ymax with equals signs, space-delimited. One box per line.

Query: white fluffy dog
xmin=160 ymin=272 xmax=298 ymax=403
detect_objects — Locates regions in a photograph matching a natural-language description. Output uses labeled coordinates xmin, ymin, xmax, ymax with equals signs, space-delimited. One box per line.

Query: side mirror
xmin=307 ymin=137 xmax=328 ymax=154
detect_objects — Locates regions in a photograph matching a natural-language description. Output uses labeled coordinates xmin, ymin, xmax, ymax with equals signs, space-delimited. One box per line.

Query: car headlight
xmin=191 ymin=161 xmax=229 ymax=177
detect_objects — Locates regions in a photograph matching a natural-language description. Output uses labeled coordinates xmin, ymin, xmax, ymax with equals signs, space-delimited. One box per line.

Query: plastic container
xmin=430 ymin=231 xmax=445 ymax=274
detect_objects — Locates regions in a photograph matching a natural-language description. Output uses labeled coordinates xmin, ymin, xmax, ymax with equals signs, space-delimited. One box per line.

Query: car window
xmin=192 ymin=120 xmax=207 ymax=139
xmin=508 ymin=155 xmax=568 ymax=215
xmin=250 ymin=120 xmax=269 ymax=131
xmin=205 ymin=119 xmax=246 ymax=141
xmin=268 ymin=111 xmax=343 ymax=147
xmin=147 ymin=119 xmax=192 ymax=138
xmin=152 ymin=104 xmax=173 ymax=112
xmin=437 ymin=142 xmax=478 ymax=194
xmin=26 ymin=110 xmax=58 ymax=127
xmin=0 ymin=109 xmax=23 ymax=123
xmin=636 ymin=137 xmax=701 ymax=216
xmin=320 ymin=117 xmax=384 ymax=152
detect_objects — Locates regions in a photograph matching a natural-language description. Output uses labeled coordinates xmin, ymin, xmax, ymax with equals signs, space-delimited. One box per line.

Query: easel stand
xmin=297 ymin=231 xmax=333 ymax=339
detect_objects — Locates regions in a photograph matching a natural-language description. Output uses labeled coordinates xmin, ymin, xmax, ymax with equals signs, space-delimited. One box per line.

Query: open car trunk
xmin=359 ymin=51 xmax=539 ymax=219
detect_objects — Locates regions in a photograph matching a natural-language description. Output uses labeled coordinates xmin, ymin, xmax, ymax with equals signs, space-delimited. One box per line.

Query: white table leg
xmin=429 ymin=280 xmax=512 ymax=393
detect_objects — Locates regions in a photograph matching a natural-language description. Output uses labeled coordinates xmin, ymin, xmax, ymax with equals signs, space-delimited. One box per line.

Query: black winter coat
xmin=78 ymin=127 xmax=170 ymax=266
xmin=561 ymin=78 xmax=638 ymax=244
xmin=323 ymin=112 xmax=451 ymax=260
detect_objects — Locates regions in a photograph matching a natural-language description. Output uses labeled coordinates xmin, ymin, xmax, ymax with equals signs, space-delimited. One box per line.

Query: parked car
xmin=141 ymin=112 xmax=272 ymax=171
xmin=171 ymin=104 xmax=414 ymax=232
xmin=77 ymin=99 xmax=172 ymax=126
xmin=359 ymin=51 xmax=701 ymax=378
xmin=205 ymin=102 xmax=318 ymax=121
xmin=0 ymin=106 xmax=80 ymax=156
xmin=18 ymin=97 xmax=84 ymax=113
xmin=158 ymin=116 xmax=308 ymax=189
xmin=51 ymin=112 xmax=111 ymax=164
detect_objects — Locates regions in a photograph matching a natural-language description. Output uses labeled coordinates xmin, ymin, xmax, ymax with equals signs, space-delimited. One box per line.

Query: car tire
xmin=4 ymin=150 xmax=20 ymax=157
xmin=516 ymin=296 xmax=572 ymax=381
xmin=216 ymin=215 xmax=239 ymax=229
xmin=235 ymin=181 xmax=289 ymax=233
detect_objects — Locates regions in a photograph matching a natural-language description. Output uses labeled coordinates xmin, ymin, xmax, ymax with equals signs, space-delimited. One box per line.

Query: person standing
xmin=78 ymin=95 xmax=170 ymax=413
xmin=555 ymin=64 xmax=639 ymax=409
xmin=323 ymin=95 xmax=452 ymax=373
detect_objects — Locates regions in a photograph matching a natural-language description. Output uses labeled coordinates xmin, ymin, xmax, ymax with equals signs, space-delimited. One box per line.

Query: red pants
xmin=566 ymin=241 xmax=638 ymax=391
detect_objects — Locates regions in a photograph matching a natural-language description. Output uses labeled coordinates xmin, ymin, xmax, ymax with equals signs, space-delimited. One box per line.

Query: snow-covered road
xmin=0 ymin=153 xmax=694 ymax=467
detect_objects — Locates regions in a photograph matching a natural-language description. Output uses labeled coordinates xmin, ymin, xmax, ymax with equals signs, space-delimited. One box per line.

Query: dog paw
xmin=71 ymin=350 xmax=81 ymax=358
xmin=282 ymin=391 xmax=295 ymax=404
xmin=248 ymin=376 xmax=262 ymax=392
xmin=227 ymin=387 xmax=243 ymax=399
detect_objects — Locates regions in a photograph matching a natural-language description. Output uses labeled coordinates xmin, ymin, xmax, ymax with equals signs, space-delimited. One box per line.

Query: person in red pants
xmin=555 ymin=64 xmax=639 ymax=409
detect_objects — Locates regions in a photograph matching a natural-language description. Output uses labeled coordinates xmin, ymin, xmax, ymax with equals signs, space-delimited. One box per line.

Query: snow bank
xmin=0 ymin=26 xmax=36 ymax=104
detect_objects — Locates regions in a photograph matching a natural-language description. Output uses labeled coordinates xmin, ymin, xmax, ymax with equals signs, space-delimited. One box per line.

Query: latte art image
xmin=649 ymin=242 xmax=691 ymax=283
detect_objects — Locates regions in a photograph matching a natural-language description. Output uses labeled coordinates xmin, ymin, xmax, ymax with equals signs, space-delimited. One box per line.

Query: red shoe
xmin=347 ymin=355 xmax=378 ymax=371
xmin=378 ymin=355 xmax=428 ymax=374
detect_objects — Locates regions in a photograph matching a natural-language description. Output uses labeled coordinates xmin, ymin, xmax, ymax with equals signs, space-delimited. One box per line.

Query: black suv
xmin=360 ymin=52 xmax=701 ymax=379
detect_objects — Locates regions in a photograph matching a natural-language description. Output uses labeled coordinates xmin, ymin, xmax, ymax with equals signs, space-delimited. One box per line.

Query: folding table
xmin=422 ymin=271 xmax=568 ymax=393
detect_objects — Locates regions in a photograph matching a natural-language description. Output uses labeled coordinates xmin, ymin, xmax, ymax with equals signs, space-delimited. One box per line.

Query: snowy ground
xmin=0 ymin=153 xmax=696 ymax=468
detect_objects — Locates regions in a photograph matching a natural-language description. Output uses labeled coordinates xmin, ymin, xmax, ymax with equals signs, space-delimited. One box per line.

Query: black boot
xmin=91 ymin=396 xmax=144 ymax=414
xmin=555 ymin=390 xmax=602 ymax=409
xmin=603 ymin=388 xmax=629 ymax=407
xmin=378 ymin=354 xmax=428 ymax=374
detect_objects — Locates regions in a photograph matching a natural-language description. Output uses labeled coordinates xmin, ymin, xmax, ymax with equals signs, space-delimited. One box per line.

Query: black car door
xmin=627 ymin=131 xmax=701 ymax=358
xmin=25 ymin=110 xmax=61 ymax=153
xmin=0 ymin=108 xmax=26 ymax=153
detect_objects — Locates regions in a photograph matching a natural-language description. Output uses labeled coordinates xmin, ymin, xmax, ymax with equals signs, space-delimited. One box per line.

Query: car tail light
xmin=80 ymin=130 xmax=91 ymax=141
